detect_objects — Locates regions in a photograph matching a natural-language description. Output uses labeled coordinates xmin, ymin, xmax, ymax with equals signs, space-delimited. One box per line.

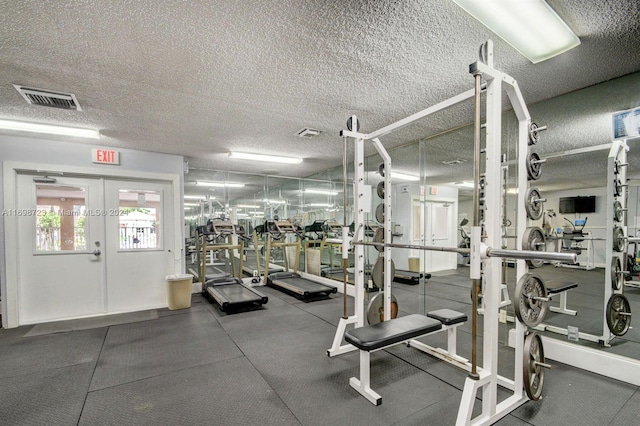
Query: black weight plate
xmin=515 ymin=273 xmax=548 ymax=328
xmin=613 ymin=200 xmax=623 ymax=222
xmin=378 ymin=163 xmax=385 ymax=177
xmin=614 ymin=179 xmax=622 ymax=198
xmin=613 ymin=226 xmax=625 ymax=252
xmin=525 ymin=188 xmax=543 ymax=221
xmin=606 ymin=294 xmax=631 ymax=336
xmin=346 ymin=116 xmax=360 ymax=132
xmin=366 ymin=292 xmax=399 ymax=325
xmin=377 ymin=181 xmax=384 ymax=199
xmin=526 ymin=152 xmax=543 ymax=181
xmin=528 ymin=122 xmax=540 ymax=145
xmin=523 ymin=332 xmax=545 ymax=401
xmin=611 ymin=257 xmax=623 ymax=291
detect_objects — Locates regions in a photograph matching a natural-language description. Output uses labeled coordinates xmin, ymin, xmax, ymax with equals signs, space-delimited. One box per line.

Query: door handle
xmin=92 ymin=250 xmax=101 ymax=256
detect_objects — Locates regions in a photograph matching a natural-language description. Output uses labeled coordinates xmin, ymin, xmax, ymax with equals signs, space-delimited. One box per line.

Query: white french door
xmin=104 ymin=180 xmax=174 ymax=312
xmin=16 ymin=174 xmax=106 ymax=324
xmin=14 ymin=174 xmax=174 ymax=325
xmin=412 ymin=199 xmax=456 ymax=273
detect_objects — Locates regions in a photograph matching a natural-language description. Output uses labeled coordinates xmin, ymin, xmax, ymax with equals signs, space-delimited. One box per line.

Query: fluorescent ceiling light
xmin=452 ymin=0 xmax=580 ymax=63
xmin=453 ymin=181 xmax=475 ymax=188
xmin=229 ymin=151 xmax=303 ymax=164
xmin=308 ymin=203 xmax=333 ymax=207
xmin=304 ymin=189 xmax=340 ymax=195
xmin=184 ymin=195 xmax=208 ymax=200
xmin=263 ymin=199 xmax=285 ymax=204
xmin=0 ymin=119 xmax=100 ymax=139
xmin=184 ymin=202 xmax=201 ymax=207
xmin=390 ymin=171 xmax=420 ymax=181
xmin=236 ymin=204 xmax=260 ymax=209
xmin=195 ymin=181 xmax=245 ymax=188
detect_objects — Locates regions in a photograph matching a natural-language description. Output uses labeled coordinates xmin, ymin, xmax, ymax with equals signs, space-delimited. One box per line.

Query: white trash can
xmin=166 ymin=274 xmax=193 ymax=310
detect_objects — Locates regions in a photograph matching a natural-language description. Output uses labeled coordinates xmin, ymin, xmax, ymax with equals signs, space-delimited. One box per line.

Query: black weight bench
xmin=547 ymin=282 xmax=579 ymax=316
xmin=344 ymin=310 xmax=467 ymax=405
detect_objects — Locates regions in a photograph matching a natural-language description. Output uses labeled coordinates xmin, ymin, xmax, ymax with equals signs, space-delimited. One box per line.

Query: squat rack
xmin=328 ymin=41 xmax=576 ymax=425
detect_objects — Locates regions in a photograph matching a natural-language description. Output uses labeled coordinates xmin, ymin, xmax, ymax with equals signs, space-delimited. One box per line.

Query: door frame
xmin=2 ymin=161 xmax=184 ymax=328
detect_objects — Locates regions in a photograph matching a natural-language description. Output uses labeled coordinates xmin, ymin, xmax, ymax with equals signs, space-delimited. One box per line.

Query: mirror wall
xmin=183 ymin=70 xmax=640 ymax=381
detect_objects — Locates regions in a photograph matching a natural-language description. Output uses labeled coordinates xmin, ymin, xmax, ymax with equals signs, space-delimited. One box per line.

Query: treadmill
xmin=267 ymin=272 xmax=337 ymax=299
xmin=197 ymin=221 xmax=268 ymax=312
xmin=241 ymin=251 xmax=283 ymax=277
xmin=203 ymin=276 xmax=268 ymax=312
xmin=264 ymin=220 xmax=337 ymax=300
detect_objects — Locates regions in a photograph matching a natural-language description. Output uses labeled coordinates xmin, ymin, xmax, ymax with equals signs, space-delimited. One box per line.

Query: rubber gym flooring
xmin=1 ymin=266 xmax=639 ymax=425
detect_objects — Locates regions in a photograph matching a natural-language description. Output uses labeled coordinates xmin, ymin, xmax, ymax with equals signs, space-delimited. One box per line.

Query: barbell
xmin=352 ymin=240 xmax=577 ymax=264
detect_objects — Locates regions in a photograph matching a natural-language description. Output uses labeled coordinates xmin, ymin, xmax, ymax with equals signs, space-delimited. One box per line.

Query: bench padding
xmin=345 ymin=314 xmax=442 ymax=351
xmin=547 ymin=282 xmax=578 ymax=295
xmin=427 ymin=309 xmax=467 ymax=325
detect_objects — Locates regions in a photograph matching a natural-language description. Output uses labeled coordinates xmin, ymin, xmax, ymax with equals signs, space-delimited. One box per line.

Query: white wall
xmin=0 ymin=134 xmax=185 ymax=314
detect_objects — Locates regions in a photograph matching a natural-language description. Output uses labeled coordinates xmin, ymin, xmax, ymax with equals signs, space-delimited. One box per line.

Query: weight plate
xmin=515 ymin=273 xmax=548 ymax=328
xmin=523 ymin=332 xmax=545 ymax=401
xmin=526 ymin=152 xmax=543 ymax=181
xmin=613 ymin=159 xmax=627 ymax=175
xmin=606 ymin=294 xmax=631 ymax=336
xmin=378 ymin=163 xmax=385 ymax=178
xmin=525 ymin=187 xmax=544 ymax=220
xmin=522 ymin=226 xmax=545 ymax=268
xmin=346 ymin=116 xmax=360 ymax=132
xmin=611 ymin=257 xmax=623 ymax=291
xmin=377 ymin=181 xmax=385 ymax=199
xmin=375 ymin=203 xmax=385 ymax=223
xmin=613 ymin=226 xmax=625 ymax=252
xmin=372 ymin=227 xmax=392 ymax=252
xmin=613 ymin=200 xmax=624 ymax=222
xmin=614 ymin=179 xmax=622 ymax=198
xmin=366 ymin=292 xmax=399 ymax=325
xmin=371 ymin=256 xmax=396 ymax=289
xmin=528 ymin=122 xmax=541 ymax=145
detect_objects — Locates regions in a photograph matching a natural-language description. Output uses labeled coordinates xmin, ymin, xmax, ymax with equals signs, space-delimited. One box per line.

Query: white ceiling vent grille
xmin=13 ymin=85 xmax=82 ymax=111
xmin=295 ymin=128 xmax=320 ymax=138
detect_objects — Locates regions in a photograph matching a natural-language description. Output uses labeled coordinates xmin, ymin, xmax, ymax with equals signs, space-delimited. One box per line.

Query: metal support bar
xmin=350 ymin=240 xmax=577 ymax=264
xmin=365 ymin=87 xmax=483 ymax=140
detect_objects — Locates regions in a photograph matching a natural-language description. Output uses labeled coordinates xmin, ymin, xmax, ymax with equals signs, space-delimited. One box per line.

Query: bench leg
xmin=549 ymin=291 xmax=577 ymax=316
xmin=447 ymin=327 xmax=457 ymax=357
xmin=349 ymin=350 xmax=382 ymax=405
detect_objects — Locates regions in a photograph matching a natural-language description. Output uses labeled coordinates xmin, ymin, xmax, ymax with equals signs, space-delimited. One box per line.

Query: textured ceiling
xmin=0 ymin=1 xmax=639 ymax=194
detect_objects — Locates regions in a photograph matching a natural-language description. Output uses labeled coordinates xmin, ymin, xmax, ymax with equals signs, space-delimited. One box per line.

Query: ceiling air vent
xmin=295 ymin=128 xmax=320 ymax=138
xmin=13 ymin=85 xmax=82 ymax=111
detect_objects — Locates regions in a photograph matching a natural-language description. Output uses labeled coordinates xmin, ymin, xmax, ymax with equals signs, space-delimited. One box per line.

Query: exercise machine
xmin=241 ymin=221 xmax=284 ymax=277
xmin=264 ymin=220 xmax=337 ymax=300
xmin=199 ymin=221 xmax=269 ymax=312
xmin=327 ymin=41 xmax=578 ymax=424
xmin=193 ymin=220 xmax=243 ymax=283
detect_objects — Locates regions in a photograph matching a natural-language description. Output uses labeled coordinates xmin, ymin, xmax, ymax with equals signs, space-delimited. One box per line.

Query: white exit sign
xmin=92 ymin=149 xmax=120 ymax=165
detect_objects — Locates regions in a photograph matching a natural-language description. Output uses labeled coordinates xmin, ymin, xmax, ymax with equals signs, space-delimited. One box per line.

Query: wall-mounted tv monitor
xmin=559 ymin=196 xmax=596 ymax=214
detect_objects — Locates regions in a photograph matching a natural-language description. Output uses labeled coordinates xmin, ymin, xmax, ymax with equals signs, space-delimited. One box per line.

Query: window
xmin=118 ymin=190 xmax=162 ymax=250
xmin=35 ymin=185 xmax=87 ymax=252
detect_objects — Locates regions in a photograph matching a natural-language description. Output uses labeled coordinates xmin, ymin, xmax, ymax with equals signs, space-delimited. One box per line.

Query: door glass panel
xmin=118 ymin=189 xmax=162 ymax=250
xmin=35 ymin=184 xmax=87 ymax=252
xmin=434 ymin=205 xmax=450 ymax=239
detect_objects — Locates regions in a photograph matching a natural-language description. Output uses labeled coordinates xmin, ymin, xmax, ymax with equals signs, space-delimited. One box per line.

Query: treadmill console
xmin=273 ymin=220 xmax=297 ymax=234
xmin=212 ymin=222 xmax=235 ymax=235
